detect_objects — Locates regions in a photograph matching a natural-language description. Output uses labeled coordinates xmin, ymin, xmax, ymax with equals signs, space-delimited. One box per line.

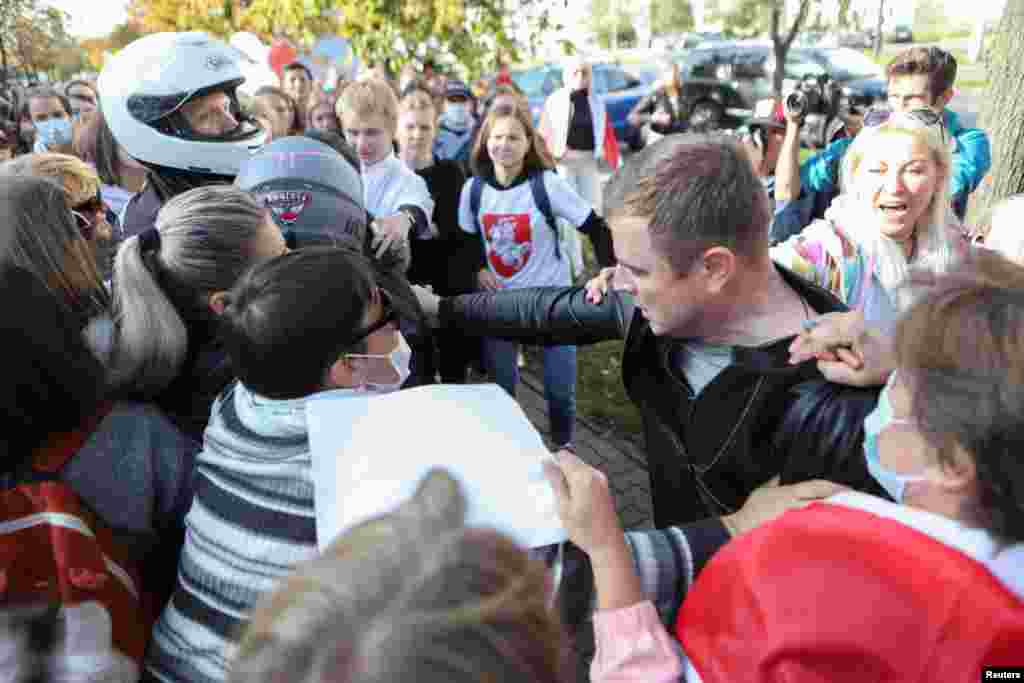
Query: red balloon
xmin=269 ymin=40 xmax=298 ymax=79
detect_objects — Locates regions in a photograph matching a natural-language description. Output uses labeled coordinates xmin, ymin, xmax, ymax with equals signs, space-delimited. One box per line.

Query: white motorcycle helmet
xmin=98 ymin=32 xmax=266 ymax=177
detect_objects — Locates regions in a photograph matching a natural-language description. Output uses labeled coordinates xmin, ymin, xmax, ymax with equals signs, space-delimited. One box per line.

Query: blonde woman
xmin=3 ymin=152 xmax=112 ymax=242
xmin=771 ymin=109 xmax=966 ymax=329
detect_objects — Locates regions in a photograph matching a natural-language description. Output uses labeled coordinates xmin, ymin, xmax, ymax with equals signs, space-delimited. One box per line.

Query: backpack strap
xmin=529 ymin=172 xmax=562 ymax=260
xmin=469 ymin=176 xmax=484 ymax=235
xmin=469 ymin=176 xmax=493 ymax=273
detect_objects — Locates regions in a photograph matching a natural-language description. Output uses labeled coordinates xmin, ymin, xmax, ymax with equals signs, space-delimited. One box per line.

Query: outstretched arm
xmin=414 ymin=285 xmax=634 ymax=347
xmin=798 ymin=136 xmax=853 ymax=195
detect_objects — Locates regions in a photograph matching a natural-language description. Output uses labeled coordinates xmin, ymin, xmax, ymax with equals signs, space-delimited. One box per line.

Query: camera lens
xmin=785 ymin=91 xmax=806 ymax=116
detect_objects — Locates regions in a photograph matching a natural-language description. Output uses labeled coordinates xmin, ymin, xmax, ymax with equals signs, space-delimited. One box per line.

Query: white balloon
xmin=229 ymin=32 xmax=271 ymax=64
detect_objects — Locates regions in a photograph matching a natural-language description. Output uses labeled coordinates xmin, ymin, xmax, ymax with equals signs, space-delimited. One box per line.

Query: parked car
xmin=501 ymin=61 xmax=651 ymax=149
xmin=836 ymin=30 xmax=874 ymax=49
xmin=889 ymin=24 xmax=914 ymax=43
xmin=795 ymin=31 xmax=837 ymax=48
xmin=676 ymin=43 xmax=887 ymax=131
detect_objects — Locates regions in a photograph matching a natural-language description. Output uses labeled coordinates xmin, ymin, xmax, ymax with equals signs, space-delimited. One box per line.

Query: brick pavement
xmin=516 ymin=370 xmax=653 ymax=531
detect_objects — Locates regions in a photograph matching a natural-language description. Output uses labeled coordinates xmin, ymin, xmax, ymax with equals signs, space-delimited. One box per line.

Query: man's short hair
xmin=283 ymin=62 xmax=313 ymax=81
xmin=24 ymin=87 xmax=70 ymax=118
xmin=886 ymin=47 xmax=957 ymax=102
xmin=604 ymin=133 xmax=771 ymax=273
xmin=220 ymin=247 xmax=379 ymax=399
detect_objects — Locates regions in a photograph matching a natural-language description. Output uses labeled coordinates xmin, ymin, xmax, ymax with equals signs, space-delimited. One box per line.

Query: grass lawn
xmin=522 ymin=238 xmax=645 ymax=442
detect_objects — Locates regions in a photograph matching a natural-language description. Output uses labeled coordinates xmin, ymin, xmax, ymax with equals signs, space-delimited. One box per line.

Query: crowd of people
xmin=0 ymin=27 xmax=1022 ymax=683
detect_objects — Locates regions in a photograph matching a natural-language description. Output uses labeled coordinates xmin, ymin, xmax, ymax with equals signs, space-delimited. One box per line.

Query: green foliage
xmin=1 ymin=0 xmax=82 ymax=80
xmin=911 ymin=0 xmax=971 ymax=40
xmin=590 ymin=0 xmax=639 ymax=49
xmin=0 ymin=0 xmax=36 ymax=81
xmin=127 ymin=0 xmax=244 ymax=38
xmin=125 ymin=0 xmax=515 ymax=80
xmin=650 ymin=0 xmax=695 ymax=36
xmin=359 ymin=0 xmax=513 ymax=79
xmin=709 ymin=0 xmax=767 ymax=38
xmin=242 ymin=0 xmax=337 ymax=45
xmin=328 ymin=0 xmax=516 ymax=81
xmin=837 ymin=0 xmax=852 ymax=29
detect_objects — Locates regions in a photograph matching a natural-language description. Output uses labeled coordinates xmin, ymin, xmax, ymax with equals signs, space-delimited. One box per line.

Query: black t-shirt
xmin=566 ymin=90 xmax=596 ymax=152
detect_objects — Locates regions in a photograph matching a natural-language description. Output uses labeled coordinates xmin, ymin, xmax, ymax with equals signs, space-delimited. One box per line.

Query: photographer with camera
xmin=800 ymin=46 xmax=990 ymax=223
xmin=742 ymin=99 xmax=814 ymax=244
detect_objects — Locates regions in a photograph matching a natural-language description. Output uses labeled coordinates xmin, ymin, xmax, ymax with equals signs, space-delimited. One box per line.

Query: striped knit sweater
xmin=145 ymin=382 xmax=330 ymax=683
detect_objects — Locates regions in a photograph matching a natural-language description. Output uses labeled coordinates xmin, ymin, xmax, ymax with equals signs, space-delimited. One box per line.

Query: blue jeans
xmin=484 ymin=338 xmax=576 ymax=446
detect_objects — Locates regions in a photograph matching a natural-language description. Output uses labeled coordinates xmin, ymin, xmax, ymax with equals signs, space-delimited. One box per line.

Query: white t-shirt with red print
xmin=458 ymin=170 xmax=592 ymax=289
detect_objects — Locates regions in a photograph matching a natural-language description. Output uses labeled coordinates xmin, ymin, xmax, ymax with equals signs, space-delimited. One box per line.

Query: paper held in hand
xmin=307 ymin=383 xmax=568 ymax=552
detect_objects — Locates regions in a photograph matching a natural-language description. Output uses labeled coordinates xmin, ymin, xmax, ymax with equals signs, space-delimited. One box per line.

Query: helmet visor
xmin=128 ymin=78 xmax=262 ymax=144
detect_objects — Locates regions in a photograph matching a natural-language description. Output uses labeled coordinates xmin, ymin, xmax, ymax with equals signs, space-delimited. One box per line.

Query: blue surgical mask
xmin=442 ymin=103 xmax=471 ymax=131
xmin=863 ymin=372 xmax=926 ymax=503
xmin=33 ymin=117 xmax=72 ymax=151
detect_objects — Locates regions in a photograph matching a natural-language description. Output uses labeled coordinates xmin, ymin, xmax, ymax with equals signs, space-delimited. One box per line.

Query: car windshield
xmin=818 ymin=48 xmax=883 ymax=80
xmin=510 ymin=67 xmax=563 ymax=98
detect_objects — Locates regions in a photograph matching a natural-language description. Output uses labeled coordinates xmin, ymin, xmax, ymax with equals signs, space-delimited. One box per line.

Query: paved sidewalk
xmin=516 ymin=370 xmax=653 ymax=531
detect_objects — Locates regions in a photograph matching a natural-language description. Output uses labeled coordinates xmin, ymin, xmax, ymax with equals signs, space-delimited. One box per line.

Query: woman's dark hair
xmin=470 ymin=105 xmax=554 ymax=179
xmin=0 ymin=174 xmax=109 ymax=329
xmin=301 ymin=129 xmax=360 ymax=171
xmin=220 ymin=247 xmax=383 ymax=399
xmin=73 ymin=109 xmax=123 ymax=187
xmin=0 ymin=263 xmax=106 ymax=465
xmin=895 ymin=250 xmax=1024 ymax=544
xmin=773 ymin=380 xmax=888 ymax=499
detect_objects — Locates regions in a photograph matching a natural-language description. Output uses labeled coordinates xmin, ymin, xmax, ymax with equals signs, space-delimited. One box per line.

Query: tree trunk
xmin=0 ymin=34 xmax=7 ymax=87
xmin=873 ymin=0 xmax=885 ymax=58
xmin=771 ymin=0 xmax=810 ymax=98
xmin=970 ymin=0 xmax=1024 ymax=224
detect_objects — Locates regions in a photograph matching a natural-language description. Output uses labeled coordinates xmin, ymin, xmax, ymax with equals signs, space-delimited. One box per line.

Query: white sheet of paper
xmin=307 ymin=383 xmax=568 ymax=551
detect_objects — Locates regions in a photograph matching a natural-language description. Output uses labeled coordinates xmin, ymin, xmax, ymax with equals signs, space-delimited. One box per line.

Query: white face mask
xmin=348 ymin=333 xmax=412 ymax=393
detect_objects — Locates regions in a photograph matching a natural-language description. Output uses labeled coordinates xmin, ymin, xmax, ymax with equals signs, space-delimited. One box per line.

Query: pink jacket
xmin=591 ymin=601 xmax=683 ymax=682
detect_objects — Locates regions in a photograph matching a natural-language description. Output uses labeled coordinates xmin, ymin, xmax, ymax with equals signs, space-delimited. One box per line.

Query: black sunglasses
xmin=71 ymin=191 xmax=107 ymax=240
xmin=345 ymin=289 xmax=397 ymax=347
xmin=863 ymin=107 xmax=947 ymax=143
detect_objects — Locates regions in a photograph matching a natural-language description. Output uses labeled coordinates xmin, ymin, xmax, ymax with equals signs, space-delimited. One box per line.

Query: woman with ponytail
xmin=110 ymin=184 xmax=288 ymax=439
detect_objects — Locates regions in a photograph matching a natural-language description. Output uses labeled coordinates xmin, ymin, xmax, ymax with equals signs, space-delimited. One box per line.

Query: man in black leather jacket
xmin=421 ymin=134 xmax=847 ymax=528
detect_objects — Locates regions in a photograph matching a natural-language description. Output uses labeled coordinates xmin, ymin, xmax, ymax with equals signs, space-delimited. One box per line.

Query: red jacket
xmin=678 ymin=494 xmax=1024 ymax=682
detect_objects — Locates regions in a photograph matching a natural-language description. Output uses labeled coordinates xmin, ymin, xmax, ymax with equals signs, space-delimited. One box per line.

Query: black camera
xmin=784 ymin=74 xmax=840 ymax=119
xmin=785 ymin=74 xmax=844 ymax=148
